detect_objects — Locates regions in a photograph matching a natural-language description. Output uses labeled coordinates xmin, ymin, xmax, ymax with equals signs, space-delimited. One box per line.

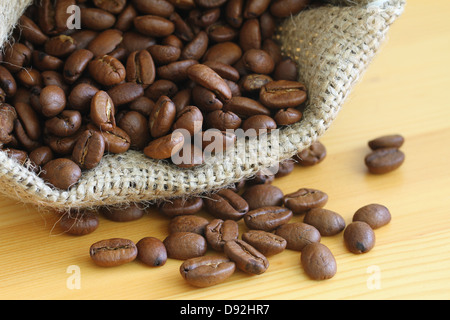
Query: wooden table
xmin=1 ymin=0 xmax=449 ymax=300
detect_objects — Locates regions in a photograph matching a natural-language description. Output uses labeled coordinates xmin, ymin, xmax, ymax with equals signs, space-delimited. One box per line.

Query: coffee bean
xmin=90 ymin=238 xmax=138 ymax=267
xmin=126 ymin=50 xmax=156 ymax=85
xmin=223 ymin=96 xmax=270 ymax=118
xmin=3 ymin=43 xmax=32 ymax=72
xmin=136 ymin=237 xmax=167 ymax=267
xmin=0 ymin=104 xmax=16 ymax=145
xmin=301 ymin=242 xmax=337 ymax=280
xmin=343 ymin=221 xmax=376 ymax=254
xmin=0 ymin=66 xmax=17 ymax=97
xmin=187 ymin=64 xmax=232 ymax=102
xmin=59 ymin=210 xmax=99 ymax=236
xmin=274 ymin=108 xmax=303 ymax=126
xmin=107 ymin=82 xmax=144 ymax=107
xmin=81 ymin=7 xmax=117 ymax=31
xmin=241 ymin=230 xmax=286 ymax=256
xmin=149 ymin=95 xmax=177 ymax=138
xmin=242 ymin=184 xmax=284 ymax=210
xmin=63 ymin=49 xmax=94 ymax=84
xmin=39 ymin=85 xmax=66 ymax=117
xmin=100 ymin=203 xmax=145 ymax=222
xmin=224 ymin=239 xmax=269 ymax=275
xmin=90 ymin=90 xmax=116 ymax=131
xmin=143 ymin=131 xmax=185 ymax=160
xmin=118 ymin=110 xmax=151 ymax=150
xmin=352 ymin=204 xmax=391 ymax=229
xmin=295 ymin=141 xmax=327 ymax=166
xmin=244 ymin=206 xmax=292 ymax=231
xmin=72 ymin=129 xmax=105 ymax=169
xmin=365 ymin=147 xmax=405 ymax=174
xmin=205 ymin=219 xmax=239 ymax=251
xmin=270 ymin=0 xmax=311 ymax=18
xmin=274 ymin=159 xmax=295 ymax=178
xmin=275 ymin=222 xmax=321 ymax=251
xmin=44 ymin=110 xmax=82 ymax=137
xmin=283 ymin=188 xmax=328 ymax=214
xmin=368 ymin=134 xmax=404 ymax=150
xmin=180 ymin=256 xmax=235 ymax=287
xmin=134 ymin=15 xmax=175 ymax=37
xmin=172 ymin=105 xmax=203 ymax=136
xmin=260 ymin=80 xmax=307 ymax=109
xmin=88 ymin=55 xmax=126 ymax=86
xmin=28 ymin=146 xmax=53 ymax=170
xmin=203 ymin=189 xmax=249 ymax=220
xmin=169 ymin=215 xmax=210 ymax=235
xmin=159 ymin=197 xmax=204 ymax=217
xmin=163 ymin=232 xmax=207 ymax=260
xmin=242 ymin=49 xmax=274 ymax=74
xmin=303 ymin=208 xmax=346 ymax=236
xmin=41 ymin=158 xmax=81 ymax=190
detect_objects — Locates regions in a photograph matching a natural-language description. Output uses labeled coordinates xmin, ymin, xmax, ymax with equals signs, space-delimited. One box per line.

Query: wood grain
xmin=1 ymin=0 xmax=450 ymax=300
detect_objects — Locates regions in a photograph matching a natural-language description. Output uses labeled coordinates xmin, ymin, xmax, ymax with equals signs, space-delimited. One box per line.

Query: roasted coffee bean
xmin=181 ymin=31 xmax=209 ymax=60
xmin=32 ymin=51 xmax=64 ymax=71
xmin=3 ymin=148 xmax=28 ymax=165
xmin=343 ymin=221 xmax=376 ymax=254
xmin=143 ymin=131 xmax=184 ymax=159
xmin=72 ymin=129 xmax=105 ymax=169
xmin=107 ymin=82 xmax=144 ymax=107
xmin=149 ymin=95 xmax=177 ymax=138
xmin=14 ymin=102 xmax=41 ymax=141
xmin=244 ymin=0 xmax=272 ymax=19
xmin=100 ymin=203 xmax=145 ymax=222
xmin=275 ymin=159 xmax=295 ymax=178
xmin=118 ymin=110 xmax=151 ymax=150
xmin=273 ymin=57 xmax=298 ymax=81
xmin=0 ymin=66 xmax=17 ymax=97
xmin=172 ymin=105 xmax=203 ymax=136
xmin=242 ymin=230 xmax=286 ymax=256
xmin=59 ymin=210 xmax=99 ymax=236
xmin=270 ymin=0 xmax=311 ymax=18
xmin=126 ymin=50 xmax=155 ymax=85
xmin=44 ymin=35 xmax=77 ymax=58
xmin=16 ymin=68 xmax=42 ymax=88
xmin=91 ymin=90 xmax=116 ymax=131
xmin=86 ymin=29 xmax=123 ymax=58
xmin=365 ymin=148 xmax=405 ymax=174
xmin=203 ymin=61 xmax=240 ymax=82
xmin=275 ymin=222 xmax=321 ymax=251
xmin=129 ymin=96 xmax=155 ymax=116
xmin=93 ymin=0 xmax=127 ymax=14
xmin=136 ymin=237 xmax=168 ymax=267
xmin=259 ymin=80 xmax=307 ymax=109
xmin=368 ymin=134 xmax=404 ymax=150
xmin=353 ymin=204 xmax=391 ymax=229
xmin=3 ymin=43 xmax=32 ymax=73
xmin=44 ymin=110 xmax=82 ymax=137
xmin=205 ymin=109 xmax=242 ymax=131
xmin=295 ymin=141 xmax=327 ymax=166
xmin=203 ymin=41 xmax=243 ymax=65
xmin=187 ymin=64 xmax=232 ymax=102
xmin=205 ymin=219 xmax=239 ymax=251
xmin=242 ymin=184 xmax=284 ymax=210
xmin=145 ymin=79 xmax=178 ymax=101
xmin=239 ymin=18 xmax=261 ymax=51
xmin=63 ymin=49 xmax=94 ymax=84
xmin=169 ymin=215 xmax=210 ymax=235
xmin=39 ymin=85 xmax=66 ymax=117
xmin=246 ymin=169 xmax=275 ymax=185
xmin=90 ymin=238 xmax=138 ymax=267
xmin=159 ymin=197 xmax=204 ymax=217
xmin=81 ymin=7 xmax=117 ymax=31
xmin=28 ymin=146 xmax=53 ymax=170
xmin=203 ymin=189 xmax=249 ymax=220
xmin=274 ymin=108 xmax=303 ymax=126
xmin=301 ymin=242 xmax=337 ymax=280
xmin=192 ymin=85 xmax=223 ymax=112
xmin=225 ymin=0 xmax=245 ymax=28
xmin=283 ymin=188 xmax=328 ymax=214
xmin=18 ymin=15 xmax=48 ymax=46
xmin=180 ymin=256 xmax=235 ymax=287
xmin=242 ymin=49 xmax=274 ymax=74
xmin=44 ymin=130 xmax=84 ymax=156
xmin=224 ymin=239 xmax=269 ymax=275
xmin=41 ymin=158 xmax=82 ymax=190
xmin=206 ymin=22 xmax=238 ymax=43
xmin=223 ymin=96 xmax=270 ymax=118
xmin=38 ymin=0 xmax=75 ymax=35
xmin=303 ymin=208 xmax=346 ymax=236
xmin=241 ymin=114 xmax=277 ymax=134
xmin=14 ymin=118 xmax=41 ymax=151
xmin=87 ymin=124 xmax=131 ymax=154
xmin=244 ymin=206 xmax=293 ymax=231
xmin=115 ymin=4 xmax=138 ymax=31
xmin=134 ymin=15 xmax=175 ymax=37
xmin=239 ymin=74 xmax=272 ymax=95
xmin=147 ymin=44 xmax=181 ymax=65
xmin=163 ymin=232 xmax=207 ymax=260
xmin=88 ymin=55 xmax=126 ymax=86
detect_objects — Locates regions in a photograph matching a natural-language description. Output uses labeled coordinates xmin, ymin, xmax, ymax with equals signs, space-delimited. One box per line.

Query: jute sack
xmin=0 ymin=0 xmax=406 ymax=211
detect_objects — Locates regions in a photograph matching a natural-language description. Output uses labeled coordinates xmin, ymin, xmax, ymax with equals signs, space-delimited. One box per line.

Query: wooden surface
xmin=1 ymin=0 xmax=450 ymax=300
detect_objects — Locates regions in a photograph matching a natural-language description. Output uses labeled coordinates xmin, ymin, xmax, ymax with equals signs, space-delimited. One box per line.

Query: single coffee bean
xmin=100 ymin=203 xmax=145 ymax=222
xmin=126 ymin=50 xmax=156 ymax=85
xmin=118 ymin=110 xmax=151 ymax=150
xmin=224 ymin=239 xmax=269 ymax=275
xmin=242 ymin=184 xmax=284 ymax=210
xmin=273 ymin=57 xmax=298 ymax=81
xmin=59 ymin=210 xmax=99 ymax=235
xmin=283 ymin=188 xmax=328 ymax=214
xmin=80 ymin=7 xmax=117 ymax=31
xmin=295 ymin=141 xmax=327 ymax=166
xmin=3 ymin=148 xmax=28 ymax=165
xmin=163 ymin=232 xmax=207 ymax=260
xmin=169 ymin=215 xmax=210 ymax=235
xmin=203 ymin=60 xmax=240 ymax=82
xmin=107 ymin=82 xmax=144 ymax=107
xmin=88 ymin=124 xmax=131 ymax=154
xmin=18 ymin=15 xmax=48 ymax=45
xmin=87 ymin=29 xmax=123 ymax=57
xmin=41 ymin=158 xmax=81 ymax=190
xmin=180 ymin=256 xmax=236 ymax=287
xmin=270 ymin=0 xmax=311 ymax=18
xmin=205 ymin=219 xmax=239 ymax=251
xmin=0 ymin=103 xmax=17 ymax=144
xmin=275 ymin=222 xmax=321 ymax=251
xmin=72 ymin=129 xmax=105 ymax=169
xmin=303 ymin=208 xmax=346 ymax=236
xmin=63 ymin=49 xmax=94 ymax=84
xmin=275 ymin=159 xmax=295 ymax=178
xmin=90 ymin=90 xmax=116 ymax=131
xmin=90 ymin=238 xmax=138 ymax=267
xmin=147 ymin=44 xmax=181 ymax=65
xmin=223 ymin=96 xmax=270 ymax=119
xmin=244 ymin=206 xmax=293 ymax=231
xmin=259 ymin=80 xmax=307 ymax=109
xmin=39 ymin=85 xmax=67 ymax=117
xmin=93 ymin=0 xmax=127 ymax=14
xmin=343 ymin=221 xmax=376 ymax=254
xmin=368 ymin=134 xmax=404 ymax=150
xmin=241 ymin=114 xmax=277 ymax=135
xmin=143 ymin=131 xmax=185 ymax=160
xmin=172 ymin=105 xmax=203 ymax=136
xmin=149 ymin=95 xmax=177 ymax=138
xmin=14 ymin=102 xmax=41 ymax=141
xmin=246 ymin=169 xmax=275 ymax=185
xmin=159 ymin=197 xmax=204 ymax=217
xmin=239 ymin=73 xmax=273 ymax=94
xmin=239 ymin=18 xmax=261 ymax=51
xmin=3 ymin=43 xmax=32 ymax=72
xmin=203 ymin=189 xmax=249 ymax=220
xmin=136 ymin=237 xmax=167 ymax=267
xmin=352 ymin=203 xmax=391 ymax=229
xmin=134 ymin=15 xmax=175 ymax=37
xmin=365 ymin=147 xmax=405 ymax=174
xmin=301 ymin=242 xmax=337 ymax=280
xmin=44 ymin=35 xmax=77 ymax=58
xmin=241 ymin=230 xmax=286 ymax=256
xmin=187 ymin=64 xmax=232 ymax=102
xmin=68 ymin=83 xmax=99 ymax=113
xmin=44 ymin=110 xmax=82 ymax=137
xmin=88 ymin=55 xmax=126 ymax=86
xmin=0 ymin=66 xmax=17 ymax=97
xmin=274 ymin=108 xmax=303 ymax=126
xmin=28 ymin=146 xmax=53 ymax=170
xmin=205 ymin=109 xmax=242 ymax=131
xmin=242 ymin=49 xmax=274 ymax=74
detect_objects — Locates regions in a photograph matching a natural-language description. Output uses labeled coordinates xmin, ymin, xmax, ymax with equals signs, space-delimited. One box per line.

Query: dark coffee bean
xmin=93 ymin=0 xmax=127 ymax=15
xmin=145 ymin=79 xmax=178 ymax=101
xmin=242 ymin=49 xmax=274 ymax=74
xmin=19 ymin=15 xmax=48 ymax=45
xmin=206 ymin=22 xmax=238 ymax=42
xmin=0 ymin=66 xmax=17 ymax=97
xmin=242 ymin=230 xmax=286 ymax=256
xmin=147 ymin=44 xmax=181 ymax=65
xmin=181 ymin=31 xmax=209 ymax=60
xmin=225 ymin=0 xmax=244 ymax=28
xmin=203 ymin=61 xmax=240 ymax=82
xmin=41 ymin=158 xmax=82 ymax=190
xmin=143 ymin=131 xmax=184 ymax=159
xmin=88 ymin=55 xmax=126 ymax=86
xmin=148 ymin=95 xmax=177 ymax=138
xmin=72 ymin=129 xmax=105 ymax=169
xmin=295 ymin=141 xmax=327 ymax=166
xmin=163 ymin=232 xmax=207 ymax=260
xmin=32 ymin=51 xmax=64 ymax=72
xmin=365 ymin=148 xmax=405 ymax=174
xmin=283 ymin=188 xmax=328 ymax=214
xmin=244 ymin=0 xmax=272 ymax=19
xmin=180 ymin=256 xmax=235 ymax=287
xmin=192 ymin=85 xmax=223 ymax=112
xmin=239 ymin=73 xmax=273 ymax=94
xmin=90 ymin=238 xmax=137 ymax=267
xmin=239 ymin=18 xmax=261 ymax=51
xmin=172 ymin=105 xmax=203 ymax=136
xmin=368 ymin=134 xmax=404 ymax=150
xmin=126 ymin=50 xmax=156 ymax=85
xmin=301 ymin=242 xmax=337 ymax=280
xmin=136 ymin=237 xmax=167 ymax=267
xmin=205 ymin=109 xmax=242 ymax=131
xmin=303 ymin=208 xmax=346 ymax=236
xmin=68 ymin=83 xmax=99 ymax=113
xmin=205 ymin=219 xmax=239 ymax=251
xmin=344 ymin=221 xmax=376 ymax=254
xmin=203 ymin=189 xmax=249 ymax=220
xmin=118 ymin=110 xmax=151 ymax=150
xmin=244 ymin=206 xmax=293 ymax=231
xmin=3 ymin=43 xmax=32 ymax=72
xmin=259 ymin=80 xmax=307 ymax=109
xmin=100 ymin=203 xmax=145 ymax=222
xmin=159 ymin=197 xmax=204 ymax=217
xmin=16 ymin=68 xmax=42 ymax=88
xmin=107 ymin=82 xmax=144 ymax=107
xmin=44 ymin=110 xmax=82 ymax=138
xmin=273 ymin=57 xmax=298 ymax=81
xmin=223 ymin=96 xmax=270 ymax=118
xmin=59 ymin=210 xmax=99 ymax=235
xmin=203 ymin=42 xmax=242 ymax=65
xmin=134 ymin=15 xmax=175 ymax=37
xmin=81 ymin=7 xmax=117 ymax=31
xmin=157 ymin=60 xmax=199 ymax=83
xmin=187 ymin=64 xmax=232 ymax=102
xmin=224 ymin=239 xmax=269 ymax=275
xmin=63 ymin=49 xmax=94 ymax=84
xmin=274 ymin=108 xmax=303 ymax=126
xmin=44 ymin=35 xmax=77 ymax=58
xmin=242 ymin=184 xmax=284 ymax=210
xmin=87 ymin=123 xmax=131 ymax=154
xmin=14 ymin=102 xmax=41 ymax=141
xmin=270 ymin=0 xmax=310 ymax=18
xmin=39 ymin=85 xmax=66 ymax=117
xmin=274 ymin=159 xmax=295 ymax=178
xmin=352 ymin=204 xmax=391 ymax=229
xmin=275 ymin=222 xmax=321 ymax=251
xmin=241 ymin=114 xmax=277 ymax=134
xmin=169 ymin=215 xmax=210 ymax=235
xmin=28 ymin=146 xmax=53 ymax=170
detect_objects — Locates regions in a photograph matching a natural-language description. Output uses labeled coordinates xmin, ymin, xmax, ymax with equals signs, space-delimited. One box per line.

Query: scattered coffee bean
xmin=59 ymin=210 xmax=99 ymax=236
xmin=90 ymin=238 xmax=138 ymax=267
xmin=224 ymin=239 xmax=269 ymax=275
xmin=242 ymin=230 xmax=287 ymax=256
xmin=244 ymin=206 xmax=293 ymax=231
xmin=283 ymin=188 xmax=328 ymax=214
xmin=303 ymin=208 xmax=346 ymax=236
xmin=159 ymin=197 xmax=204 ymax=217
xmin=205 ymin=219 xmax=239 ymax=251
xmin=180 ymin=256 xmax=236 ymax=287
xmin=241 ymin=184 xmax=284 ymax=210
xmin=301 ymin=242 xmax=337 ymax=280
xmin=352 ymin=204 xmax=391 ymax=229
xmin=275 ymin=222 xmax=321 ymax=251
xmin=365 ymin=147 xmax=405 ymax=174
xmin=295 ymin=141 xmax=327 ymax=166
xmin=203 ymin=189 xmax=249 ymax=221
xmin=136 ymin=237 xmax=167 ymax=267
xmin=163 ymin=232 xmax=207 ymax=260
xmin=169 ymin=215 xmax=210 ymax=235
xmin=100 ymin=203 xmax=145 ymax=222
xmin=343 ymin=221 xmax=376 ymax=254
xmin=368 ymin=134 xmax=404 ymax=150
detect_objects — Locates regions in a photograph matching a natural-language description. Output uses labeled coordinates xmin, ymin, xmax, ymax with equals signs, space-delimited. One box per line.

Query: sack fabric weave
xmin=0 ymin=0 xmax=406 ymax=211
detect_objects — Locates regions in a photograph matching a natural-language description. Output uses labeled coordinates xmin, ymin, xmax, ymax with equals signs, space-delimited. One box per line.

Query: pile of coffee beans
xmin=365 ymin=134 xmax=405 ymax=174
xmin=0 ymin=0 xmax=317 ymax=190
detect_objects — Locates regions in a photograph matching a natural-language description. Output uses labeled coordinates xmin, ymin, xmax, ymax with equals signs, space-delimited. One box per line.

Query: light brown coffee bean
xmin=143 ymin=131 xmax=185 ymax=159
xmin=242 ymin=230 xmax=286 ymax=256
xmin=90 ymin=90 xmax=116 ymax=131
xmin=136 ymin=237 xmax=167 ymax=267
xmin=352 ymin=203 xmax=391 ymax=229
xmin=259 ymin=80 xmax=307 ymax=109
xmin=301 ymin=242 xmax=337 ymax=280
xmin=187 ymin=64 xmax=232 ymax=102
xmin=244 ymin=206 xmax=293 ymax=231
xmin=63 ymin=49 xmax=94 ymax=84
xmin=39 ymin=85 xmax=67 ymax=117
xmin=72 ymin=129 xmax=105 ymax=169
xmin=169 ymin=215 xmax=210 ymax=235
xmin=126 ymin=50 xmax=155 ymax=85
xmin=163 ymin=232 xmax=207 ymax=260
xmin=90 ymin=238 xmax=137 ymax=267
xmin=344 ymin=221 xmax=376 ymax=254
xmin=148 ymin=95 xmax=177 ymax=138
xmin=88 ymin=55 xmax=126 ymax=86
xmin=205 ymin=219 xmax=239 ymax=251
xmin=283 ymin=188 xmax=328 ymax=214
xmin=180 ymin=256 xmax=235 ymax=287
xmin=365 ymin=147 xmax=405 ymax=174
xmin=242 ymin=184 xmax=284 ymax=210
xmin=303 ymin=208 xmax=346 ymax=236
xmin=224 ymin=239 xmax=269 ymax=275
xmin=275 ymin=222 xmax=321 ymax=251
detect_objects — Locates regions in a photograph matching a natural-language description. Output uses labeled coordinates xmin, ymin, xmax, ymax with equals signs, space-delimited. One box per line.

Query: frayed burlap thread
xmin=0 ymin=0 xmax=405 ymax=211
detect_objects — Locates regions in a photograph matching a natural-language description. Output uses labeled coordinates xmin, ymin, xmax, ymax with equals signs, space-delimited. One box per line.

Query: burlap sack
xmin=0 ymin=0 xmax=406 ymax=211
